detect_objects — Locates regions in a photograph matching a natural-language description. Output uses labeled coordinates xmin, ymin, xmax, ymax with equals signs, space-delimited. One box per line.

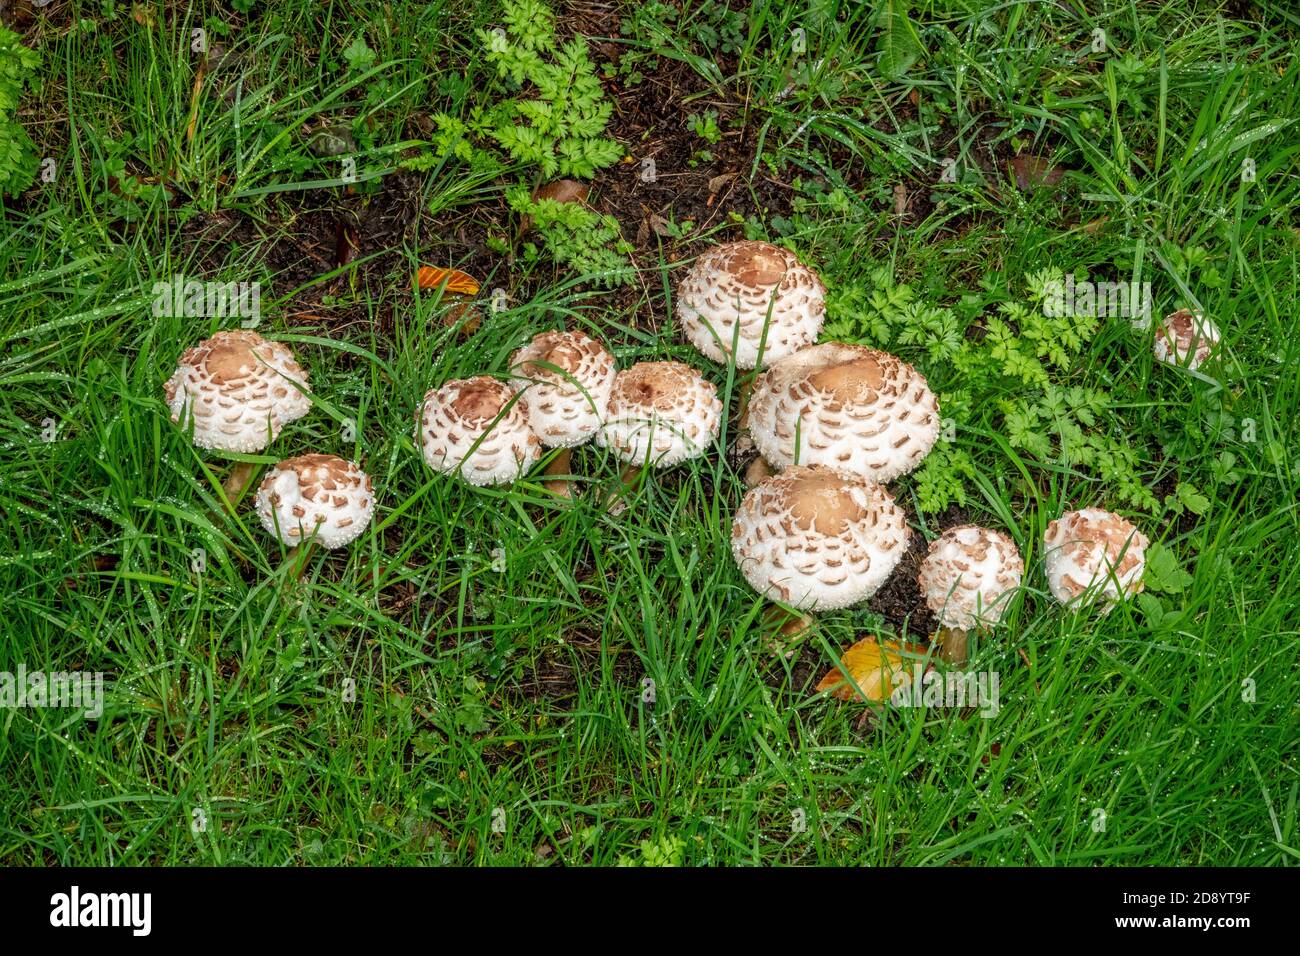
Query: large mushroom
xmin=917 ymin=525 xmax=1023 ymax=664
xmin=1043 ymin=508 xmax=1148 ymax=611
xmin=255 ymin=453 xmax=375 ymax=574
xmin=509 ymin=329 xmax=617 ymax=497
xmin=416 ymin=376 xmax=541 ymax=486
xmin=595 ymin=360 xmax=722 ymax=510
xmin=164 ymin=329 xmax=312 ymax=499
xmin=1154 ymin=308 xmax=1220 ymax=370
xmin=747 ymin=342 xmax=940 ymax=484
xmin=675 ymin=240 xmax=826 ymax=370
xmin=731 ymin=465 xmax=910 ymax=642
xmin=676 ymin=240 xmax=825 ymax=430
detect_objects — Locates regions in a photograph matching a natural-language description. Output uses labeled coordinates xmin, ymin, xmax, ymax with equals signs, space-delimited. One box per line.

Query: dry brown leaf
xmin=708 ymin=172 xmax=738 ymax=195
xmin=893 ymin=183 xmax=909 ymax=216
xmin=336 ymin=219 xmax=360 ymax=268
xmin=521 ymin=179 xmax=590 ymax=233
xmin=815 ymin=636 xmax=927 ymax=702
xmin=533 ymin=179 xmax=590 ymax=205
xmin=636 ymin=213 xmax=672 ymax=247
xmin=415 ymin=267 xmax=481 ymax=295
xmin=440 ymin=300 xmax=481 ymax=335
xmin=184 ymin=57 xmax=208 ymax=144
xmin=1008 ymin=154 xmax=1067 ymax=192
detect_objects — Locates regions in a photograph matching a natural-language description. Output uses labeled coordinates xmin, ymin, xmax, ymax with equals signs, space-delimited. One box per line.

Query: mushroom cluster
xmin=157 ymin=232 xmax=1165 ymax=678
xmin=413 ymin=329 xmax=723 ymax=505
xmin=164 ymin=328 xmax=375 ymax=565
xmin=672 ymin=245 xmax=955 ymax=641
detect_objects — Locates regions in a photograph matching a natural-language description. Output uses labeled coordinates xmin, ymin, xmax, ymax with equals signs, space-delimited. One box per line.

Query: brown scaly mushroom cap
xmin=1154 ymin=308 xmax=1220 ymax=370
xmin=417 ymin=376 xmax=541 ymax=486
xmin=595 ymin=361 xmax=722 ymax=467
xmin=675 ymin=240 xmax=826 ymax=369
xmin=164 ymin=329 xmax=311 ymax=453
xmin=508 ymin=329 xmax=617 ymax=447
xmin=918 ymin=525 xmax=1024 ymax=629
xmin=748 ymin=343 xmax=941 ymax=483
xmin=255 ymin=454 xmax=374 ymax=549
xmin=1043 ymin=508 xmax=1149 ymax=610
xmin=731 ymin=464 xmax=911 ymax=611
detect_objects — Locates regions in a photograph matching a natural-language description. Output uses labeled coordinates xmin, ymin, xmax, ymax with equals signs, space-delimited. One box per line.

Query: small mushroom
xmin=676 ymin=240 xmax=826 ymax=370
xmin=1043 ymin=507 xmax=1149 ymax=611
xmin=596 ymin=360 xmax=722 ymax=509
xmin=416 ymin=376 xmax=541 ymax=486
xmin=509 ymin=329 xmax=617 ymax=497
xmin=255 ymin=453 xmax=374 ymax=552
xmin=164 ymin=329 xmax=312 ymax=500
xmin=917 ymin=525 xmax=1024 ymax=664
xmin=1154 ymin=308 xmax=1220 ymax=370
xmin=731 ymin=464 xmax=910 ymax=613
xmin=748 ymin=343 xmax=940 ymax=483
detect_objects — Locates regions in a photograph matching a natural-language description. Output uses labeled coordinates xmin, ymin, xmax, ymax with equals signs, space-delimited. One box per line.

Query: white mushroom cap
xmin=417 ymin=376 xmax=541 ymax=486
xmin=731 ymin=464 xmax=911 ymax=611
xmin=675 ymin=240 xmax=825 ymax=369
xmin=748 ymin=343 xmax=941 ymax=483
xmin=917 ymin=525 xmax=1024 ymax=629
xmin=595 ymin=361 xmax=722 ymax=467
xmin=255 ymin=454 xmax=374 ymax=549
xmin=1043 ymin=507 xmax=1149 ymax=610
xmin=508 ymin=329 xmax=617 ymax=447
xmin=1154 ymin=308 xmax=1220 ymax=370
xmin=164 ymin=329 xmax=311 ymax=453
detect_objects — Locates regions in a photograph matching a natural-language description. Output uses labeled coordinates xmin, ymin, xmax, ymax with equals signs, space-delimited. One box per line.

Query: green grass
xmin=1 ymin=0 xmax=1297 ymax=865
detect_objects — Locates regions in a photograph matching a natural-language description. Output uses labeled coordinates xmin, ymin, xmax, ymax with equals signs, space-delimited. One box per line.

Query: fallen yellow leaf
xmin=815 ymin=636 xmax=928 ymax=702
xmin=415 ymin=266 xmax=480 ymax=295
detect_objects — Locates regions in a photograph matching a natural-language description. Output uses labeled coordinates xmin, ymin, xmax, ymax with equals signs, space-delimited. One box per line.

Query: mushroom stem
xmin=744 ymin=456 xmax=773 ymax=488
xmin=736 ymin=377 xmax=755 ymax=430
xmin=761 ymin=605 xmax=814 ymax=658
xmin=934 ymin=626 xmax=969 ymax=667
xmin=543 ymin=448 xmax=575 ymax=498
xmin=604 ymin=464 xmax=642 ymax=515
xmin=222 ymin=461 xmax=257 ymax=505
xmin=286 ymin=543 xmax=317 ymax=582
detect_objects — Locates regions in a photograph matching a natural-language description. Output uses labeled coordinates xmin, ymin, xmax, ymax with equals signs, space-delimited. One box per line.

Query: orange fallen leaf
xmin=815 ymin=636 xmax=928 ymax=702
xmin=415 ymin=267 xmax=480 ymax=295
